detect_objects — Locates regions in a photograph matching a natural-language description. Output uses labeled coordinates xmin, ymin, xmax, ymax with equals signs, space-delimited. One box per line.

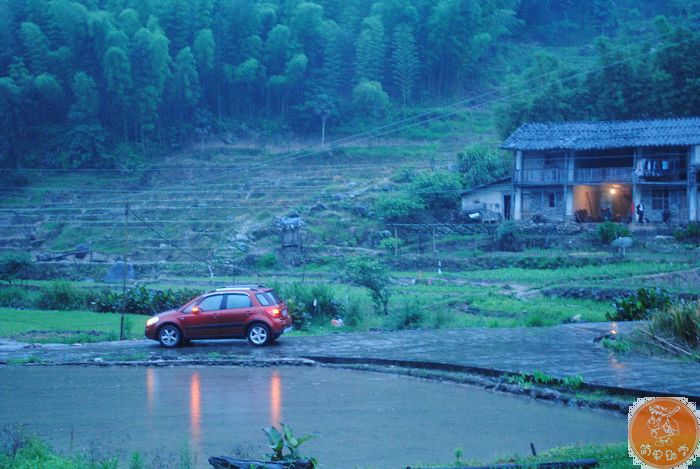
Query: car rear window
xmin=256 ymin=293 xmax=271 ymax=306
xmin=225 ymin=293 xmax=252 ymax=309
xmin=265 ymin=290 xmax=282 ymax=304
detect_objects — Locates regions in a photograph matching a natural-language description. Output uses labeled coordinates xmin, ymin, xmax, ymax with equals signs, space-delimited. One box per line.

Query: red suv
xmin=145 ymin=286 xmax=292 ymax=348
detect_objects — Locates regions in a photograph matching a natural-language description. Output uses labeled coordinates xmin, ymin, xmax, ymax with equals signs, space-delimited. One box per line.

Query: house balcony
xmin=513 ymin=167 xmax=685 ymax=185
xmin=574 ymin=167 xmax=634 ymax=184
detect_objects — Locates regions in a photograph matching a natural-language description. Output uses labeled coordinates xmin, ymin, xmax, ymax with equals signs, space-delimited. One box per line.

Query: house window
xmin=548 ymin=193 xmax=556 ymax=208
xmin=652 ymin=189 xmax=669 ymax=210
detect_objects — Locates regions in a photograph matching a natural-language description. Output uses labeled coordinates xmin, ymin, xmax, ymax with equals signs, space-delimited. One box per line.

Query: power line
xmin=126 ymin=206 xmax=212 ymax=267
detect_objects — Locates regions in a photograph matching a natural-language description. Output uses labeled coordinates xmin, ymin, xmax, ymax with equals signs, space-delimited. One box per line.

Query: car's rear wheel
xmin=158 ymin=324 xmax=182 ymax=348
xmin=247 ymin=323 xmax=271 ymax=346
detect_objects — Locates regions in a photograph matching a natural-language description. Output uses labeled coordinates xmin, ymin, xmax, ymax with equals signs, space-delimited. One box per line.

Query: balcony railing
xmin=575 ymin=167 xmax=634 ymax=183
xmin=513 ymin=168 xmax=567 ymax=184
xmin=514 ymin=167 xmax=637 ymax=184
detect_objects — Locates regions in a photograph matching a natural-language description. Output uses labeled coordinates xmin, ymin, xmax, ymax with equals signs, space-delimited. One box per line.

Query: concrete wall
xmin=521 ymin=188 xmax=566 ymax=221
xmin=461 ymin=183 xmax=512 ymax=217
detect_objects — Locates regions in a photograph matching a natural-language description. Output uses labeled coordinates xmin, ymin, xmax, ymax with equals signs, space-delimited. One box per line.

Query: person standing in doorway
xmin=637 ymin=201 xmax=645 ymax=223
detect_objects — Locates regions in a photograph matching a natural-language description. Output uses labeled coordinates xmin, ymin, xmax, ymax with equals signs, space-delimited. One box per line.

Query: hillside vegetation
xmin=1 ymin=0 xmax=699 ymax=172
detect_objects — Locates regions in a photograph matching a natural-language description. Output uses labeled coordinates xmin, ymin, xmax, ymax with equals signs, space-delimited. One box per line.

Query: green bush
xmin=277 ymin=283 xmax=343 ymax=330
xmin=391 ymin=296 xmax=426 ymax=329
xmin=407 ymin=170 xmax=462 ymax=210
xmin=373 ymin=191 xmax=425 ymax=220
xmin=378 ymin=237 xmax=404 ymax=253
xmin=674 ymin=222 xmax=700 ymax=244
xmin=596 ymin=221 xmax=631 ymax=244
xmin=494 ymin=222 xmax=523 ymax=252
xmin=36 ymin=281 xmax=86 ymax=310
xmin=649 ymin=300 xmax=700 ymax=350
xmin=91 ymin=286 xmax=202 ymax=315
xmin=255 ymin=253 xmax=278 ymax=270
xmin=0 ymin=287 xmax=33 ymax=308
xmin=342 ymin=257 xmax=392 ymax=315
xmin=607 ymin=288 xmax=671 ymax=321
xmin=0 ymin=252 xmax=34 ymax=285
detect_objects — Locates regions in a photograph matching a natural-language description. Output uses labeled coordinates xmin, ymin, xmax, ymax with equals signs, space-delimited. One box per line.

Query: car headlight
xmin=146 ymin=317 xmax=159 ymax=327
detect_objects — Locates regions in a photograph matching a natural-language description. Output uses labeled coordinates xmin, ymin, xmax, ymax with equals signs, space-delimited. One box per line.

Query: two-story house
xmin=500 ymin=117 xmax=700 ymax=224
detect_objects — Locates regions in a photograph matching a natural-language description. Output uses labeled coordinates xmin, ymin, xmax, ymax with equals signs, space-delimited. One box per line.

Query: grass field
xmin=0 ymin=308 xmax=145 ymax=343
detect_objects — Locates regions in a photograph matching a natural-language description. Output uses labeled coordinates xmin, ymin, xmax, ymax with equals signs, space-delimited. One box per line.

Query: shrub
xmin=373 ymin=191 xmax=425 ymax=220
xmin=0 ymin=287 xmax=33 ymax=308
xmin=342 ymin=257 xmax=392 ymax=315
xmin=342 ymin=297 xmax=366 ymax=328
xmin=649 ymin=300 xmax=700 ymax=350
xmin=596 ymin=221 xmax=630 ymax=244
xmin=494 ymin=222 xmax=523 ymax=252
xmin=607 ymin=288 xmax=671 ymax=321
xmin=36 ymin=281 xmax=86 ymax=310
xmin=674 ymin=222 xmax=700 ymax=244
xmin=378 ymin=237 xmax=404 ymax=253
xmin=0 ymin=252 xmax=34 ymax=285
xmin=277 ymin=283 xmax=343 ymax=330
xmin=255 ymin=253 xmax=278 ymax=270
xmin=407 ymin=170 xmax=462 ymax=210
xmin=91 ymin=286 xmax=202 ymax=315
xmin=391 ymin=297 xmax=426 ymax=329
xmin=457 ymin=144 xmax=510 ymax=188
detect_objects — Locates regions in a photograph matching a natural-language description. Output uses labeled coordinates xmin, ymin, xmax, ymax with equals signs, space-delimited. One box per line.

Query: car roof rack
xmin=213 ymin=285 xmax=266 ymax=291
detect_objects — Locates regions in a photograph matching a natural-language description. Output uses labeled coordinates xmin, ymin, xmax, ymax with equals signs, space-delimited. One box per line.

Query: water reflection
xmin=146 ymin=368 xmax=155 ymax=414
xmin=190 ymin=372 xmax=201 ymax=449
xmin=270 ymin=372 xmax=282 ymax=426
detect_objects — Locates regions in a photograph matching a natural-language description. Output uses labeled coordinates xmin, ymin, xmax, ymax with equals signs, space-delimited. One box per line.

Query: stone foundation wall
xmin=639 ymin=187 xmax=688 ymax=223
xmin=521 ymin=188 xmax=566 ymax=221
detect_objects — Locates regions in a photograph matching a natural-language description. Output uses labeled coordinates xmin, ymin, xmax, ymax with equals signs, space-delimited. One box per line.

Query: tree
xmin=20 ymin=22 xmax=50 ymax=74
xmin=374 ymin=191 xmax=425 ymax=219
xmin=355 ymin=16 xmax=385 ymax=83
xmin=390 ymin=24 xmax=418 ymax=109
xmin=458 ymin=144 xmax=511 ymax=188
xmin=193 ymin=28 xmax=215 ymax=71
xmin=264 ymin=25 xmax=293 ymax=75
xmin=290 ymin=2 xmax=325 ymax=66
xmin=34 ymin=73 xmax=65 ymax=118
xmin=171 ymin=47 xmax=201 ymax=115
xmin=342 ymin=257 xmax=392 ymax=316
xmin=352 ymin=80 xmax=389 ymax=119
xmin=408 ymin=170 xmax=462 ymax=210
xmin=69 ymin=72 xmax=99 ymax=122
xmin=102 ymin=45 xmax=133 ymax=141
xmin=306 ymin=93 xmax=336 ymax=147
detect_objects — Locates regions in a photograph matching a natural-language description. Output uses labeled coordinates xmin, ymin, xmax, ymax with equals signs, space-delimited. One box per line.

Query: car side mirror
xmin=192 ymin=305 xmax=201 ymax=315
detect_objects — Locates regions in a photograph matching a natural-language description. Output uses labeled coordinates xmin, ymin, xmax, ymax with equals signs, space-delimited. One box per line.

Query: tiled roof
xmin=501 ymin=117 xmax=700 ymax=151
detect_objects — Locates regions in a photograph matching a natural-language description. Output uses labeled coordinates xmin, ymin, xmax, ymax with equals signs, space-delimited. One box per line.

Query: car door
xmin=181 ymin=294 xmax=225 ymax=338
xmin=218 ymin=293 xmax=254 ymax=337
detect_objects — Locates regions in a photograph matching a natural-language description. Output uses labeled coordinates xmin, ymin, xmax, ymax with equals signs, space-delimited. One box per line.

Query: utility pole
xmin=120 ymin=203 xmax=128 ymax=340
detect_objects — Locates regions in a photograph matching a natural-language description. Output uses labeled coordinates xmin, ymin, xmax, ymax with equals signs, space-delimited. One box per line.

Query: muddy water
xmin=0 ymin=366 xmax=626 ymax=468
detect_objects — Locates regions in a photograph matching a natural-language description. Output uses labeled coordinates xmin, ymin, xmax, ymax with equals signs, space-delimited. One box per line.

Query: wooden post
xmin=120 ymin=203 xmax=128 ymax=341
xmin=394 ymin=227 xmax=398 ymax=256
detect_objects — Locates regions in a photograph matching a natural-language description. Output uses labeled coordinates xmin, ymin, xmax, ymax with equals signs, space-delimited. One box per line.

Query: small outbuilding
xmin=460 ymin=177 xmax=513 ymax=222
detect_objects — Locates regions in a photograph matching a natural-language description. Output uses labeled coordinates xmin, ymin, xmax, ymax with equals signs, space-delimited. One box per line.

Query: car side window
xmin=225 ymin=294 xmax=252 ymax=309
xmin=198 ymin=295 xmax=224 ymax=311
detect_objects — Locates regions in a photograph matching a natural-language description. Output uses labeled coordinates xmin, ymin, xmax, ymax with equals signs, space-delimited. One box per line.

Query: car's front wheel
xmin=247 ymin=323 xmax=271 ymax=346
xmin=158 ymin=324 xmax=182 ymax=348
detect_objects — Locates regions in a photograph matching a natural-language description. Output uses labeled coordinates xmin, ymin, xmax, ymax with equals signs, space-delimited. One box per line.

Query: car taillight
xmin=267 ymin=308 xmax=281 ymax=317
